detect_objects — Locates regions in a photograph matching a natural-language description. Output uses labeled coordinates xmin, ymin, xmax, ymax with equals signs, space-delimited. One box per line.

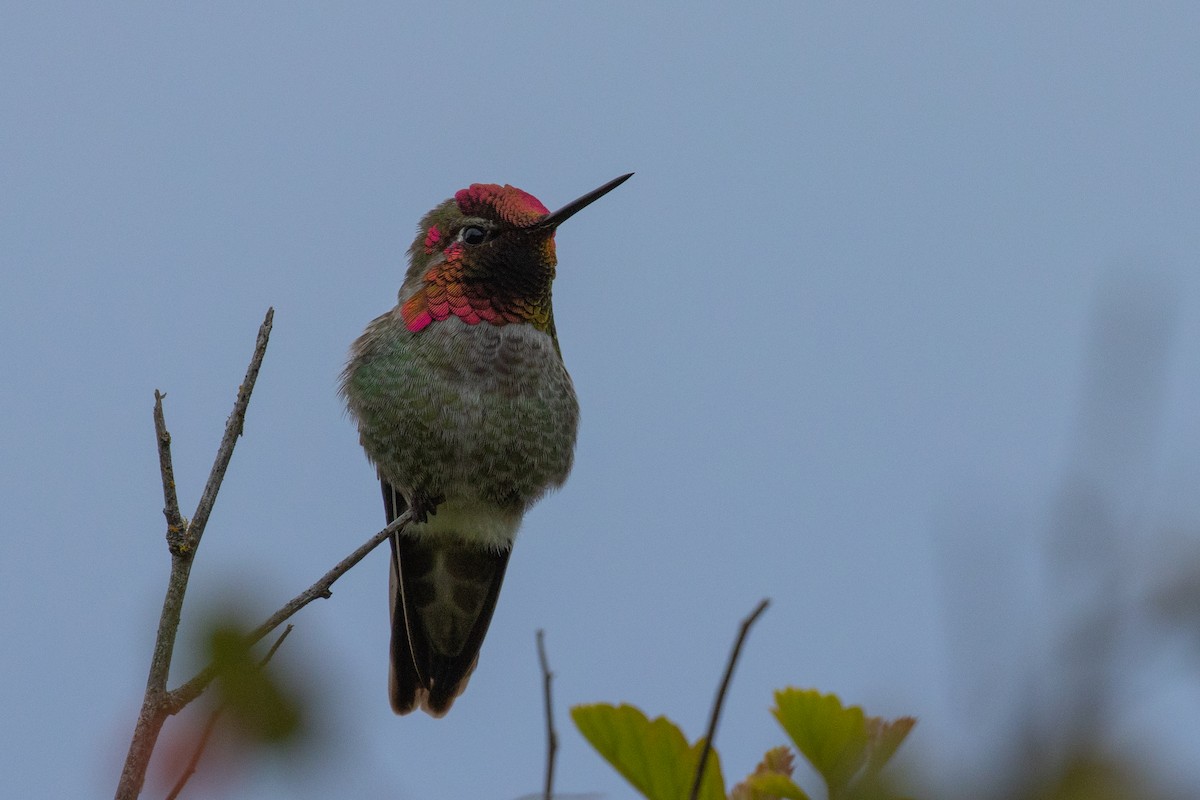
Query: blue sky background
xmin=3 ymin=4 xmax=1200 ymax=798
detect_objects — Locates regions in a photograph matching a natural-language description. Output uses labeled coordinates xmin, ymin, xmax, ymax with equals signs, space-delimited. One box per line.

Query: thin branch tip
xmin=536 ymin=629 xmax=558 ymax=800
xmin=688 ymin=597 xmax=771 ymax=800
xmin=186 ymin=312 xmax=275 ymax=552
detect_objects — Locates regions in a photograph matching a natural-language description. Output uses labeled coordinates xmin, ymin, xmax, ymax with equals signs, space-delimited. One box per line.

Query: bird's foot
xmin=410 ymin=493 xmax=444 ymax=524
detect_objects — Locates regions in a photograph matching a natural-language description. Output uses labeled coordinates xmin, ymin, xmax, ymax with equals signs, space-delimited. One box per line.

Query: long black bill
xmin=534 ymin=173 xmax=634 ymax=230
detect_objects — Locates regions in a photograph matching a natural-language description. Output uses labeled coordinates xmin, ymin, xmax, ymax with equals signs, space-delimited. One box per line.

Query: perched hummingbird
xmin=341 ymin=174 xmax=632 ymax=716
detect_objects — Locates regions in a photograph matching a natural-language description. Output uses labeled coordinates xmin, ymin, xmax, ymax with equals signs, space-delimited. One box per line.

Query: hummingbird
xmin=341 ymin=173 xmax=632 ymax=716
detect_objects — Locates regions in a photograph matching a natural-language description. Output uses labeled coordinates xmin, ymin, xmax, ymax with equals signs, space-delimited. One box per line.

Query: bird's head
xmin=400 ymin=174 xmax=632 ymax=334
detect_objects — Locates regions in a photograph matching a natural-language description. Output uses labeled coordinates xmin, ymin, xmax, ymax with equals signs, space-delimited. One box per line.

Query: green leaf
xmin=208 ymin=624 xmax=301 ymax=743
xmin=772 ymin=689 xmax=869 ymax=794
xmin=571 ymin=703 xmax=726 ymax=800
xmin=739 ymin=771 xmax=813 ymax=800
xmin=772 ymin=689 xmax=917 ymax=798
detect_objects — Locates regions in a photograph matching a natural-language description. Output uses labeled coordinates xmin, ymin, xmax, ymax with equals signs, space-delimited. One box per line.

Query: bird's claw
xmin=410 ymin=493 xmax=444 ymax=524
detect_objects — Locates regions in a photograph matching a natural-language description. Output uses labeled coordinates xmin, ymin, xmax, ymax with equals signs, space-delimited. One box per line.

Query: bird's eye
xmin=461 ymin=226 xmax=488 ymax=245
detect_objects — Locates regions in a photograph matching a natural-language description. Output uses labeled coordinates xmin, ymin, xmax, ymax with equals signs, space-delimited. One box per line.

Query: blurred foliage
xmin=1021 ymin=754 xmax=1143 ymax=800
xmin=944 ymin=276 xmax=1200 ymax=800
xmin=573 ymin=689 xmax=913 ymax=800
xmin=206 ymin=622 xmax=304 ymax=744
xmin=149 ymin=618 xmax=312 ymax=797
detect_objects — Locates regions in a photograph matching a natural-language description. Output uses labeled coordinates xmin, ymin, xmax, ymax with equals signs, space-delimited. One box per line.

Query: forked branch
xmin=116 ymin=309 xmax=275 ymax=800
xmin=115 ymin=309 xmax=404 ymax=799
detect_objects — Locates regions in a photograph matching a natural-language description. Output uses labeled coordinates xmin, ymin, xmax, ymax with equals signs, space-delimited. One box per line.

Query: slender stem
xmin=117 ymin=556 xmax=194 ymax=800
xmin=688 ymin=598 xmax=770 ymax=800
xmin=185 ymin=308 xmax=274 ymax=553
xmin=536 ymin=630 xmax=558 ymax=800
xmin=259 ymin=623 xmax=296 ymax=662
xmin=154 ymin=390 xmax=186 ymax=550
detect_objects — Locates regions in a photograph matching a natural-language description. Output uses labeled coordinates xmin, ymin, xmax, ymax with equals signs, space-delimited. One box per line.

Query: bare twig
xmin=164 ymin=625 xmax=295 ymax=800
xmin=260 ymin=622 xmax=295 ymax=663
xmin=185 ymin=307 xmax=273 ymax=554
xmin=153 ymin=390 xmax=185 ymax=550
xmin=117 ymin=393 xmax=198 ymax=800
xmin=168 ymin=513 xmax=408 ymax=712
xmin=688 ymin=598 xmax=770 ymax=800
xmin=536 ymin=629 xmax=558 ymax=800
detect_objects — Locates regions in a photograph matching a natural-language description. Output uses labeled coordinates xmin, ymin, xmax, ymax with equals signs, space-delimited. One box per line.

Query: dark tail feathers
xmin=383 ymin=481 xmax=511 ymax=716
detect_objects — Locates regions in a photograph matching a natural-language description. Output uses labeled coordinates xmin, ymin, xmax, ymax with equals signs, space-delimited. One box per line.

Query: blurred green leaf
xmin=773 ymin=689 xmax=869 ymax=793
xmin=1030 ymin=754 xmax=1143 ymax=800
xmin=571 ymin=703 xmax=725 ymax=800
xmin=208 ymin=624 xmax=301 ymax=743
